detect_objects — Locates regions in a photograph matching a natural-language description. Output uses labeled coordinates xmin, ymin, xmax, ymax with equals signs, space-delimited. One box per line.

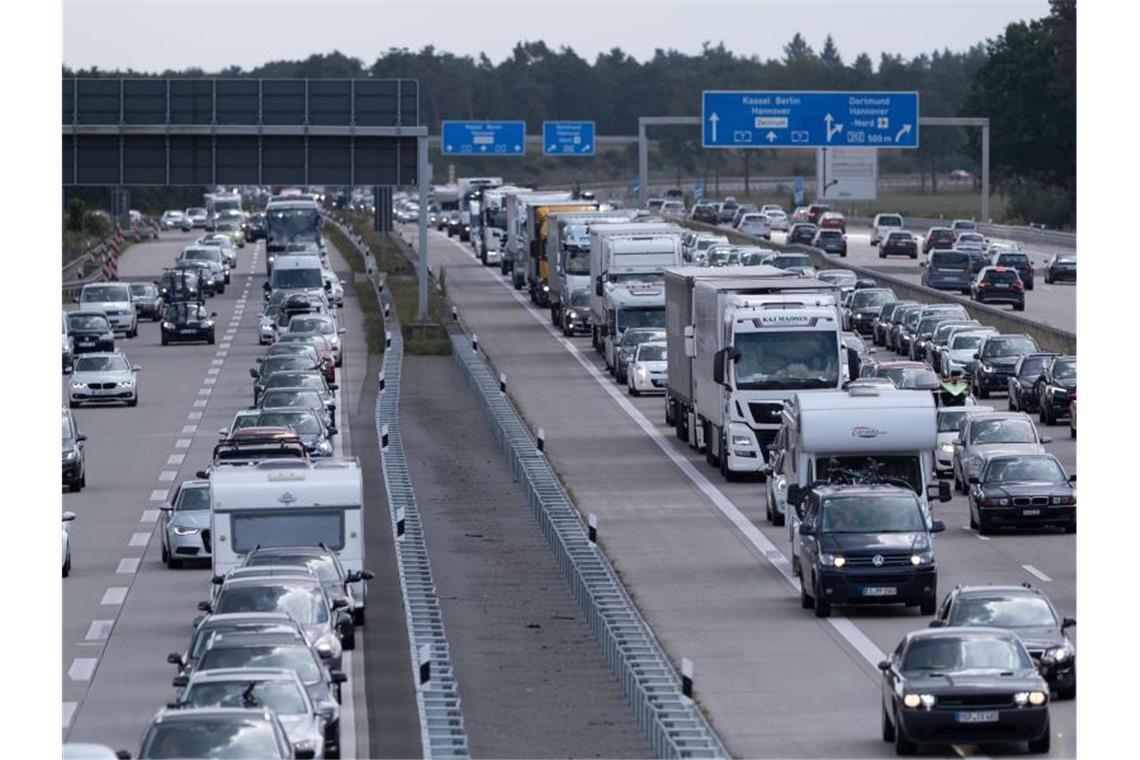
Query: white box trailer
xmin=210 ymin=459 xmax=364 ymax=585
xmin=545 ymin=209 xmax=641 ymax=323
xmin=779 ymin=385 xmax=950 ymax=569
xmin=481 ymin=185 xmax=531 ymax=266
xmin=505 ymin=192 xmax=573 ymax=287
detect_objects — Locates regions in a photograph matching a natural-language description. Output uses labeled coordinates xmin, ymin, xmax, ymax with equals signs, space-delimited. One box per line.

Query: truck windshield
xmin=564 ymin=247 xmax=590 ymax=275
xmin=734 ymin=331 xmax=839 ymax=390
xmin=616 ymin=308 xmax=665 ymax=332
xmin=267 ymin=207 xmax=320 ymax=247
xmin=819 ymin=494 xmax=926 ymax=533
xmin=815 ymin=455 xmax=923 ymax=494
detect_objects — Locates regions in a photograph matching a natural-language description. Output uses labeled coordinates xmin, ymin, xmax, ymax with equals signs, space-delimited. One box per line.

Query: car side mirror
xmin=211 ymin=575 xmax=225 ymax=585
xmin=172 ymin=675 xmax=189 ymax=688
xmin=167 ymin=652 xmax=184 ymax=666
xmin=967 ymin=476 xmax=980 ymax=485
xmin=211 ymin=312 xmax=217 ymax=317
xmin=249 ymin=368 xmax=259 ymax=378
xmin=799 ymin=523 xmax=815 ymax=537
xmin=263 ymin=282 xmax=271 ymax=292
xmin=196 ymin=470 xmax=208 ymax=479
xmin=1068 ymin=474 xmax=1076 ymax=483
xmin=331 ymin=598 xmax=349 ymax=609
xmin=360 ymin=570 xmax=375 ymax=581
xmin=218 ymin=428 xmax=229 ymax=437
xmin=972 ymin=352 xmax=980 ymax=360
xmin=197 ymin=601 xmax=212 ymax=612
xmin=338 ymin=327 xmax=346 ymax=334
xmin=328 ymin=384 xmax=339 ymax=391
xmin=595 ymin=275 xmax=604 ymax=297
xmin=919 ymin=261 xmax=927 ymax=267
xmin=877 ymin=660 xmax=891 ymax=671
xmin=931 ymin=520 xmax=946 ymax=533
xmin=76 ymin=433 xmax=87 ymax=442
xmin=132 ymin=365 xmax=141 ymax=372
xmin=1062 ymin=616 xmax=1076 ymax=629
xmin=1040 ymin=436 xmax=1052 ymax=444
xmin=64 ymin=366 xmax=73 ymax=375
xmin=330 ymin=671 xmax=348 ymax=684
xmin=115 ymin=751 xmax=132 ymax=760
xmin=786 ymin=485 xmax=802 ymax=507
xmin=928 ymin=620 xmax=946 ymax=628
xmin=159 ymin=505 xmax=172 ymax=514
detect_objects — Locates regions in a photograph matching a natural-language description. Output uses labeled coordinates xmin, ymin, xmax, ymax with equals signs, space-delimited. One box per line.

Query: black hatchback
xmin=161 ymin=301 xmax=217 ymax=345
xmin=971 ymin=267 xmax=1025 ymax=310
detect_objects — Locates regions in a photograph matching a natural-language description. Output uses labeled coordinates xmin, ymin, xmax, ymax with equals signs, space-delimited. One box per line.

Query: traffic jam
xmin=63 ymin=192 xmax=364 ymax=759
xmin=415 ymin=181 xmax=1077 ymax=756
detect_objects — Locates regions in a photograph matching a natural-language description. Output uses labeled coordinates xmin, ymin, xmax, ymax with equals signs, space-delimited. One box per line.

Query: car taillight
xmin=1012 ymin=282 xmax=1023 ymax=291
xmin=978 ymin=282 xmax=990 ymax=288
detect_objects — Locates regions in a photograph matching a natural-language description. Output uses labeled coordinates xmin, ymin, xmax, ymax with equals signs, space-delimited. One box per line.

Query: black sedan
xmin=968 ymin=453 xmax=1076 ymax=534
xmin=813 ymin=228 xmax=847 ymax=256
xmin=161 ymin=301 xmax=217 ymax=345
xmin=881 ymin=231 xmax=918 ymax=259
xmin=879 ymin=628 xmax=1051 ymax=755
xmin=68 ymin=311 xmax=116 ymax=354
xmin=1043 ymin=254 xmax=1076 ymax=283
xmin=1037 ymin=355 xmax=1075 ymax=425
xmin=1006 ymin=353 xmax=1059 ymax=413
xmin=243 ymin=212 xmax=266 ymax=242
xmin=158 ymin=267 xmax=202 ymax=302
xmin=932 ymin=584 xmax=1075 ymax=699
xmin=788 ymin=223 xmax=818 ymax=245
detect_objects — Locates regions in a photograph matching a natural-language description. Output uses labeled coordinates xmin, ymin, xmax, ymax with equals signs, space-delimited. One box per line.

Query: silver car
xmin=134 ymin=706 xmax=296 ymax=760
xmin=78 ymin=282 xmax=138 ymax=337
xmin=179 ymin=246 xmax=229 ymax=290
xmin=68 ymin=352 xmax=139 ymax=408
xmin=177 ymin=668 xmax=334 ymax=759
xmin=198 ymin=233 xmax=238 ymax=267
xmin=952 ymin=412 xmax=1051 ymax=493
xmin=322 ymin=270 xmax=345 ymax=308
xmin=259 ymin=305 xmax=282 ymax=345
xmin=287 ymin=314 xmax=346 ymax=366
xmin=160 ymin=480 xmax=211 ymax=568
xmin=935 ymin=406 xmax=992 ymax=477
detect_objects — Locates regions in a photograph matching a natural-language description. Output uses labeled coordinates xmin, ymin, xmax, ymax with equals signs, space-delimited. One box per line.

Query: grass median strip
xmin=353 ymin=278 xmax=386 ymax=355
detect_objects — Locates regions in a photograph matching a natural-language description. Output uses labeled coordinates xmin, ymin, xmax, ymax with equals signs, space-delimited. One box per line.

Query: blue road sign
xmin=693 ymin=182 xmax=704 ymax=201
xmin=701 ymin=91 xmax=919 ymax=149
xmin=542 ymin=121 xmax=595 ymax=156
xmin=632 ymin=180 xmax=641 ymax=195
xmin=794 ymin=176 xmax=805 ymax=204
xmin=441 ymin=121 xmax=526 ymax=156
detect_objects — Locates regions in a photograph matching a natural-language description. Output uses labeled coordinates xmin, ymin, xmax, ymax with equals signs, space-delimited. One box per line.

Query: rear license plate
xmin=862 ymin=587 xmax=897 ymax=597
xmin=1022 ymin=509 xmax=1041 ymax=516
xmin=994 ymin=284 xmax=1010 ymax=289
xmin=956 ymin=711 xmax=999 ymax=723
xmin=181 ymin=329 xmax=197 ymax=334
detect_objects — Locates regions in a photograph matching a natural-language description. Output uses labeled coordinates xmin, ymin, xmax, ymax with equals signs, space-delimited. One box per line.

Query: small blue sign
xmin=632 ymin=180 xmax=641 ymax=194
xmin=794 ymin=176 xmax=805 ymax=205
xmin=542 ymin=121 xmax=595 ymax=156
xmin=693 ymin=182 xmax=704 ymax=200
xmin=702 ymin=91 xmax=919 ymax=149
xmin=441 ymin=121 xmax=526 ymax=156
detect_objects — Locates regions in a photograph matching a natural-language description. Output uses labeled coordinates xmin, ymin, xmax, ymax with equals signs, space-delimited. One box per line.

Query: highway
xmin=60 ymin=232 xmax=397 ymax=754
xmin=405 ymin=222 xmax=1076 ymax=758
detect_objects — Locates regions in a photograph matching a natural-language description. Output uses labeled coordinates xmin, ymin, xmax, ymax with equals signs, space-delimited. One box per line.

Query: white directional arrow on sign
xmin=766 ymin=131 xmax=777 ymax=143
xmin=479 ymin=145 xmax=487 ymax=152
xmin=894 ymin=124 xmax=913 ymax=143
xmin=445 ymin=145 xmax=452 ymax=151
xmin=581 ymin=145 xmax=591 ymax=153
xmin=549 ymin=144 xmax=558 ymax=152
xmin=824 ymin=113 xmax=844 ymax=143
xmin=709 ymin=112 xmax=720 ymax=142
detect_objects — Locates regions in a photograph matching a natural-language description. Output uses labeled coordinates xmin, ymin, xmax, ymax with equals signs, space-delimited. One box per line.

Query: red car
xmin=818 ymin=211 xmax=846 ymax=233
xmin=791 ymin=206 xmax=810 ymax=223
xmin=923 ymin=227 xmax=957 ymax=254
xmin=807 ymin=204 xmax=831 ymax=225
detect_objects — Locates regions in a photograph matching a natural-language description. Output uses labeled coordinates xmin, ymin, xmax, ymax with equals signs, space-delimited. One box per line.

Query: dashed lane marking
xmin=128 ymin=532 xmax=150 ymax=547
xmin=85 ymin=620 xmax=113 ymax=641
xmin=101 ymin=587 xmax=128 ymax=605
xmin=140 ymin=509 xmax=160 ymax=523
xmin=149 ymin=489 xmax=169 ymax=501
xmin=117 ymin=557 xmax=141 ymax=574
xmin=1023 ymin=564 xmax=1053 ymax=582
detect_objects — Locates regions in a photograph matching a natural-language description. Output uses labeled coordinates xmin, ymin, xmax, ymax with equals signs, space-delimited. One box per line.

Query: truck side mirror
xmin=712 ymin=348 xmax=726 ymax=385
xmin=786 ymin=485 xmax=802 ymax=507
xmin=595 ymin=275 xmax=604 ymax=297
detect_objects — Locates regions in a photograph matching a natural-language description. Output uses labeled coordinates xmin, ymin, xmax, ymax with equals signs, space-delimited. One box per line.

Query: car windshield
xmin=969 ymin=419 xmax=1038 ymax=445
xmin=184 ymin=681 xmax=307 ymax=715
xmin=997 ymin=254 xmax=1029 ymax=266
xmin=735 ymin=331 xmax=839 ymax=391
xmin=70 ymin=314 xmax=110 ymax=331
xmin=902 ymin=637 xmax=1030 ymax=672
xmin=1018 ymin=356 xmax=1052 ymax=378
xmin=817 ymin=230 xmax=843 ymax=240
xmin=984 ymin=269 xmax=1020 ymax=284
xmin=248 ymin=554 xmax=340 ymax=583
xmin=166 ymin=303 xmax=208 ymax=321
xmin=938 ymin=411 xmax=972 ymax=433
xmin=82 ymin=285 xmax=130 ymax=302
xmin=261 ymin=390 xmax=321 ymax=408
xmin=568 ymin=291 xmax=589 ymax=308
xmin=257 ymin=411 xmax=322 ymax=434
xmin=272 ymin=268 xmax=323 ymax=290
xmin=262 ymin=357 xmax=311 ymax=373
xmin=75 ymin=355 xmax=129 ymax=372
xmin=182 ymin=250 xmax=219 ymax=262
xmin=951 ymin=334 xmax=985 ymax=350
xmin=637 ymin=344 xmax=666 ymax=361
xmin=878 ymin=216 xmax=902 ymax=227
xmin=984 ymin=457 xmax=1066 ymax=484
xmin=622 ymin=330 xmax=663 ymax=348
xmin=130 ymin=283 xmax=156 ymax=297
xmin=852 ymin=290 xmax=893 ymax=308
xmin=879 ymin=367 xmax=939 ymax=390
xmin=819 ymin=494 xmax=926 ymax=533
xmin=1053 ymin=360 xmax=1076 ymax=381
xmin=820 ymin=269 xmax=855 ymax=284
xmin=949 ymin=596 xmax=1059 ymax=628
xmin=290 ymin=318 xmax=331 ymax=334
xmin=215 ymin=584 xmax=328 ymax=624
xmin=176 ymin=486 xmax=210 ymax=511
xmin=140 ymin=717 xmax=283 ymax=759
xmin=1055 ymin=256 xmax=1076 ymax=264
xmin=983 ymin=337 xmax=1038 ymax=358
xmin=932 ymin=252 xmax=970 ymax=269
xmin=616 ymin=309 xmax=665 ymax=332
xmin=198 ymin=644 xmax=321 ymax=683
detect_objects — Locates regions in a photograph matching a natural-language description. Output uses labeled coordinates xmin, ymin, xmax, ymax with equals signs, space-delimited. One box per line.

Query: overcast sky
xmin=64 ymin=0 xmax=1050 ymax=72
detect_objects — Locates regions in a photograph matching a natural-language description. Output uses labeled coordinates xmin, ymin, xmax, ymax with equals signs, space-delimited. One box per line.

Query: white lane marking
xmin=208 ymin=368 xmax=221 ymax=375
xmin=187 ymin=413 xmax=202 ymax=421
xmin=197 ymin=388 xmax=211 ymax=396
xmin=214 ymin=351 xmax=227 ymax=359
xmin=85 ymin=620 xmax=113 ymax=640
xmin=140 ymin=509 xmax=160 ymax=523
xmin=1023 ymin=564 xmax=1053 ymax=582
xmin=212 ymin=359 xmax=224 ymax=366
xmin=129 ymin=532 xmax=150 ymax=547
xmin=117 ymin=557 xmax=141 ymax=574
xmin=182 ymin=425 xmax=197 ymax=434
xmin=101 ymin=587 xmax=128 ymax=605
xmin=204 ymin=377 xmax=217 ymax=386
xmin=220 ymin=342 xmax=232 ymax=349
xmin=193 ymin=399 xmax=209 ymax=407
xmin=439 ymin=234 xmax=894 ymax=664
xmin=69 ymin=658 xmax=98 ymax=681
xmin=149 ymin=489 xmax=169 ymax=501
xmin=63 ymin=702 xmax=77 ymax=729
xmin=175 ymin=438 xmax=192 ymax=448
xmin=158 ymin=470 xmax=178 ymax=482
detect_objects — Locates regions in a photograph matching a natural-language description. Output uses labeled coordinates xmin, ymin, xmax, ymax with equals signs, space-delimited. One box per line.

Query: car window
xmin=984 ymin=457 xmax=1066 ymax=483
xmin=1018 ymin=356 xmax=1051 ymax=378
xmin=139 ymin=717 xmax=284 ymax=759
xmin=969 ymin=418 xmax=1038 ymax=445
xmin=983 ymin=337 xmax=1038 ymax=357
xmin=902 ymin=637 xmax=1030 ymax=672
xmin=82 ymin=285 xmax=131 ymax=302
xmin=74 ymin=355 xmax=129 ymax=372
xmin=70 ymin=314 xmax=110 ymax=331
xmin=184 ymin=680 xmax=308 ymax=715
xmin=1052 ymin=360 xmax=1076 ymax=381
xmin=215 ymin=584 xmax=328 ymax=624
xmin=197 ymin=644 xmax=321 ymax=683
xmin=819 ymin=494 xmax=925 ymax=533
xmin=949 ymin=595 xmax=1058 ymax=627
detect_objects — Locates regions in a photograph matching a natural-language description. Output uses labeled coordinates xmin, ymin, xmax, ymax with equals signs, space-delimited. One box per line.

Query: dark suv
xmin=691 ymin=204 xmax=719 ymax=224
xmin=921 ymin=250 xmax=972 ymax=293
xmin=969 ymin=334 xmax=1040 ymax=398
xmin=161 ymin=301 xmax=217 ymax=345
xmin=1036 ymin=355 xmax=1076 ymax=425
xmin=880 ymin=231 xmax=918 ymax=259
xmin=971 ymin=266 xmax=1025 ymax=310
xmin=813 ymin=228 xmax=847 ymax=256
xmin=62 ymin=408 xmax=87 ymax=492
xmin=991 ymin=251 xmax=1034 ymax=289
xmin=922 ymin=227 xmax=957 ymax=254
xmin=794 ymin=485 xmax=945 ymax=618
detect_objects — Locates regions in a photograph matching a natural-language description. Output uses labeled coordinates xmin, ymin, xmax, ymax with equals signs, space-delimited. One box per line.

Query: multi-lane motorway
xmin=406 ymin=222 xmax=1076 ymax=758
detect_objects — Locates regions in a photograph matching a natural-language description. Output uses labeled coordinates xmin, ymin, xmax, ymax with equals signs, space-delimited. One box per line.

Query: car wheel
xmin=1014 ymin=302 xmax=1025 ymax=311
xmin=79 ymin=472 xmax=86 ymax=488
xmin=1069 ymin=423 xmax=1075 ymax=439
xmin=978 ymin=515 xmax=992 ymax=535
xmin=67 ymin=480 xmax=81 ymax=493
xmin=68 ymin=399 xmax=79 ymax=409
xmin=1009 ymin=392 xmax=1018 ymax=411
xmin=341 ymin=625 xmax=356 ymax=651
xmin=976 ymin=384 xmax=989 ymax=399
xmin=894 ymin=714 xmax=918 ymax=755
xmin=208 ymin=332 xmax=215 ymax=345
xmin=812 ymin=579 xmax=831 ymax=618
xmin=1042 ymin=402 xmax=1055 ymax=426
xmin=969 ymin=505 xmax=979 ymax=530
xmin=1027 ymin=720 xmax=1051 ymax=753
xmin=63 ymin=555 xmax=71 ymax=577
xmin=879 ymin=250 xmax=886 ymax=259
xmin=910 ymin=252 xmax=917 ymax=259
xmin=127 ymin=395 xmax=138 ymax=408
xmin=1025 ymin=282 xmax=1034 ymax=291
xmin=882 ymin=705 xmax=896 ymax=742
xmin=161 ymin=542 xmax=169 ymax=563
xmin=161 ymin=332 xmax=169 ymax=345
xmin=919 ymin=596 xmax=936 ymax=616
xmin=1058 ymin=684 xmax=1076 ymax=700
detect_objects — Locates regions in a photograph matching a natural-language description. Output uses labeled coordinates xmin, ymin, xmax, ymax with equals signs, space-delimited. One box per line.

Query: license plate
xmin=956 ymin=711 xmax=999 ymax=723
xmin=180 ymin=329 xmax=197 ymax=334
xmin=862 ymin=586 xmax=897 ymax=597
xmin=1022 ymin=509 xmax=1040 ymax=516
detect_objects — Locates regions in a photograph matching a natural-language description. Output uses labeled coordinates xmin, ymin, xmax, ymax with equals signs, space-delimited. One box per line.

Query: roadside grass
xmin=352 ymin=278 xmax=386 ymax=355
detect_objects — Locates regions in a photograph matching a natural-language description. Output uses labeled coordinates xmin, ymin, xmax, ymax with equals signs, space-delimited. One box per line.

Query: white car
xmin=68 ymin=352 xmax=140 ymax=408
xmin=935 ymin=406 xmax=992 ymax=477
xmin=737 ymin=213 xmax=772 ymax=239
xmin=259 ymin=305 xmax=280 ymax=345
xmin=322 ymin=269 xmax=345 ymax=307
xmin=660 ymin=200 xmax=686 ymax=217
xmin=161 ymin=210 xmax=188 ymax=230
xmin=871 ymin=213 xmax=904 ymax=246
xmin=78 ymin=282 xmax=137 ymax=337
xmin=763 ymin=209 xmax=789 ymax=231
xmin=62 ymin=511 xmax=76 ymax=577
xmin=286 ymin=313 xmax=346 ymax=367
xmin=626 ymin=342 xmax=667 ymax=396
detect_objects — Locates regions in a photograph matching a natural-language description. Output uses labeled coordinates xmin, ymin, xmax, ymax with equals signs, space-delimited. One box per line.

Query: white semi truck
xmin=505 ymin=191 xmax=574 ymax=287
xmin=480 ymin=185 xmax=531 ymax=266
xmin=777 ymin=384 xmax=951 ymax=574
xmin=663 ymin=266 xmax=846 ymax=479
xmin=544 ymin=209 xmax=641 ymax=325
xmin=588 ymin=222 xmax=684 ymax=369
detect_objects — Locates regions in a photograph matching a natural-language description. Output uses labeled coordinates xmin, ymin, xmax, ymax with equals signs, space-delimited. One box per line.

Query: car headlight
xmin=292 ymin=740 xmax=319 ymax=754
xmin=201 ymin=320 xmax=214 ymax=328
xmin=902 ymin=693 xmax=931 ymax=709
xmin=910 ymin=552 xmax=932 ymax=566
xmin=63 ymin=449 xmax=77 ymax=461
xmin=317 ymin=440 xmax=333 ymax=455
xmin=981 ymin=363 xmax=994 ymax=373
xmin=71 ymin=380 xmax=83 ymax=388
xmin=820 ymin=553 xmax=846 ymax=568
xmin=314 ymin=633 xmax=341 ymax=658
xmin=567 ymin=310 xmax=577 ymax=320
xmin=102 ymin=332 xmax=114 ymax=340
xmin=1044 ymin=646 xmax=1072 ymax=662
xmin=172 ymin=525 xmax=199 ymax=536
xmin=1028 ymin=690 xmax=1048 ymax=706
xmin=119 ymin=378 xmax=135 ymax=387
xmin=939 ymin=443 xmax=955 ymax=454
xmin=637 ymin=366 xmax=648 ymax=379
xmin=731 ymin=434 xmax=752 ymax=447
